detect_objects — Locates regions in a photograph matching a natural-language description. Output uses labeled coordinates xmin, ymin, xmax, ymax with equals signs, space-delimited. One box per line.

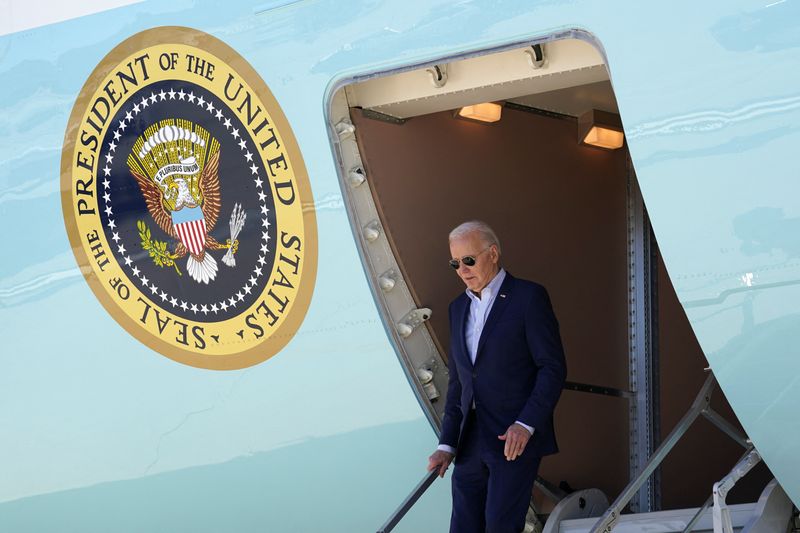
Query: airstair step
xmin=558 ymin=502 xmax=757 ymax=533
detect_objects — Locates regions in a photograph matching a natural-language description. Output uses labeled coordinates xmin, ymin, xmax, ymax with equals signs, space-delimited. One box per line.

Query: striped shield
xmin=172 ymin=206 xmax=207 ymax=256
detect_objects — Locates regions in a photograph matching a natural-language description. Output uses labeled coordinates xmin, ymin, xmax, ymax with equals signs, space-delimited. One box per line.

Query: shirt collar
xmin=466 ymin=268 xmax=506 ymax=303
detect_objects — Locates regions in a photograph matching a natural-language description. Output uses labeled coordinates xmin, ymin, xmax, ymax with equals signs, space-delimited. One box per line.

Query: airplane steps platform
xmin=559 ymin=503 xmax=756 ymax=533
xmin=541 ymin=478 xmax=794 ymax=533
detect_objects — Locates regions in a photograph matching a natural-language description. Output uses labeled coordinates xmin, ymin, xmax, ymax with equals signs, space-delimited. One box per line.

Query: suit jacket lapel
xmin=474 ymin=273 xmax=514 ymax=365
xmin=456 ymin=296 xmax=472 ymax=368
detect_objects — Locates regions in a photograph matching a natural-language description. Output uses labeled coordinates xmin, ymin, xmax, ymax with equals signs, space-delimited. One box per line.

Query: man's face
xmin=449 ymin=232 xmax=499 ymax=294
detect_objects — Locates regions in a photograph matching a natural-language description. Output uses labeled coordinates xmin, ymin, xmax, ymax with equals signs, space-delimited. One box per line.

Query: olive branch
xmin=137 ymin=220 xmax=182 ymax=276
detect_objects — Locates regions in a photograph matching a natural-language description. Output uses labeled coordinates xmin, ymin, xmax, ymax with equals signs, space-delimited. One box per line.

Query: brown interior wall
xmin=349 ymin=105 xmax=771 ymax=509
xmin=351 ymin=106 xmax=630 ymax=500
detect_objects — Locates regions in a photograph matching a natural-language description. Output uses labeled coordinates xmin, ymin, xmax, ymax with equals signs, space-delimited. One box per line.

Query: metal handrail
xmin=682 ymin=447 xmax=756 ymax=533
xmin=589 ymin=371 xmax=752 ymax=533
xmin=377 ymin=470 xmax=439 ymax=533
xmin=377 ymin=379 xmax=624 ymax=532
xmin=589 ymin=373 xmax=717 ymax=532
xmin=377 ymin=378 xmax=669 ymax=532
xmin=378 ymin=468 xmax=571 ymax=533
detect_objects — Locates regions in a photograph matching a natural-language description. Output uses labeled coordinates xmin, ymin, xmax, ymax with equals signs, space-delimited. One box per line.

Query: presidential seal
xmin=61 ymin=27 xmax=317 ymax=370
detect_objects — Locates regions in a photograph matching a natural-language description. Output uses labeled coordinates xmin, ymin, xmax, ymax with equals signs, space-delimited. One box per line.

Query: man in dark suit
xmin=427 ymin=221 xmax=567 ymax=533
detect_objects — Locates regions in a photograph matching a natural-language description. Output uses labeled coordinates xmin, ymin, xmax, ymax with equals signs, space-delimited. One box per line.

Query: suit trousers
xmin=450 ymin=410 xmax=541 ymax=533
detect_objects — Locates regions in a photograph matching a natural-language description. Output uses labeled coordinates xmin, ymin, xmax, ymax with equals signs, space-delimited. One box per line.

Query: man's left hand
xmin=498 ymin=423 xmax=531 ymax=461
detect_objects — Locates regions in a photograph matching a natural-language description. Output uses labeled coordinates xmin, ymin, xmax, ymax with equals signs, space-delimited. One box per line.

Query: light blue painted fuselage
xmin=1 ymin=1 xmax=799 ymax=531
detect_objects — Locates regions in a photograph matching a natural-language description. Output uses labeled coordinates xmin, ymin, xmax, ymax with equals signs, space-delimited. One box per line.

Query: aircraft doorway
xmin=327 ymin=35 xmax=773 ymax=524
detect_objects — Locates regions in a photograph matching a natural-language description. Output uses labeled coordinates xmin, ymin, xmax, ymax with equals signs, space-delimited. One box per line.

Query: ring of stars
xmin=99 ymin=85 xmax=274 ymax=316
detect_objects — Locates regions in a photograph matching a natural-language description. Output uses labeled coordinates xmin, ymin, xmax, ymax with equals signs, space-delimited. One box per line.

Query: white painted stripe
xmin=175 ymin=219 xmax=207 ymax=256
xmin=177 ymin=225 xmax=187 ymax=252
xmin=0 ymin=0 xmax=143 ymax=37
xmin=188 ymin=224 xmax=198 ymax=255
xmin=193 ymin=221 xmax=204 ymax=254
xmin=177 ymin=223 xmax=195 ymax=255
xmin=182 ymin=222 xmax=196 ymax=255
xmin=188 ymin=220 xmax=205 ymax=255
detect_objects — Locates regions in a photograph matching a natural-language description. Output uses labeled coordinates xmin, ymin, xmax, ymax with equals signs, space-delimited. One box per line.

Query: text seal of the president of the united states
xmin=61 ymin=27 xmax=318 ymax=370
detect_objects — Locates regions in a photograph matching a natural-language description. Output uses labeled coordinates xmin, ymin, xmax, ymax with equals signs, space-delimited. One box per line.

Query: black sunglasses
xmin=449 ymin=247 xmax=490 ymax=269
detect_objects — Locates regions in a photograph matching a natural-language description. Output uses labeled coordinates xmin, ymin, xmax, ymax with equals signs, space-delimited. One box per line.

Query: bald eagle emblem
xmin=127 ymin=120 xmax=246 ymax=284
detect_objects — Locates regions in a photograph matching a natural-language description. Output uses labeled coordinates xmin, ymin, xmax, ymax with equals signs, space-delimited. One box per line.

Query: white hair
xmin=448 ymin=220 xmax=501 ymax=254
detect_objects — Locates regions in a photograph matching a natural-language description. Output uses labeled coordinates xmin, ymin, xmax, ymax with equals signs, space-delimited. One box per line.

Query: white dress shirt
xmin=438 ymin=269 xmax=533 ymax=455
xmin=465 ymin=268 xmax=506 ymax=364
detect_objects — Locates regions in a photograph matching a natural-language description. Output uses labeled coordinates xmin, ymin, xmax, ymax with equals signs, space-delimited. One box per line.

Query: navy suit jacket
xmin=439 ymin=273 xmax=567 ymax=458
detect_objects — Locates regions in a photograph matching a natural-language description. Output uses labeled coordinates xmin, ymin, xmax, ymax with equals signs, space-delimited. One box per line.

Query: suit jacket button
xmin=472 ymin=371 xmax=477 ymax=378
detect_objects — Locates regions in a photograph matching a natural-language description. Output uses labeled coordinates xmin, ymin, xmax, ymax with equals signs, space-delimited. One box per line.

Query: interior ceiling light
xmin=457 ymin=102 xmax=502 ymax=123
xmin=578 ymin=109 xmax=624 ymax=150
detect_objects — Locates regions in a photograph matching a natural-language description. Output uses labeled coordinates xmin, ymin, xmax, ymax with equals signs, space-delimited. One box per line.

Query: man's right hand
xmin=427 ymin=450 xmax=454 ymax=478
